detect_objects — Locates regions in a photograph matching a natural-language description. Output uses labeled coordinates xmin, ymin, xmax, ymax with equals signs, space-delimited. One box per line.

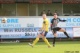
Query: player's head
xmin=53 ymin=13 xmax=58 ymax=19
xmin=2 ymin=17 xmax=7 ymax=23
xmin=42 ymin=14 xmax=47 ymax=19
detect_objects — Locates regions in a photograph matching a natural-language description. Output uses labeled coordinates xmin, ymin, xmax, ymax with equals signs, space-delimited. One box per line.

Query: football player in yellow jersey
xmin=28 ymin=14 xmax=51 ymax=48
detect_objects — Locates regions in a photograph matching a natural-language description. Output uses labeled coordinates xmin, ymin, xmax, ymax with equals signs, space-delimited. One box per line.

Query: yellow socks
xmin=32 ymin=38 xmax=39 ymax=46
xmin=43 ymin=38 xmax=51 ymax=46
xmin=32 ymin=37 xmax=51 ymax=47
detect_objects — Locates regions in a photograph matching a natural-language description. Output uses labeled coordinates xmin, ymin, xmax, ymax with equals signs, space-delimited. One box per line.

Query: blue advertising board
xmin=0 ymin=16 xmax=80 ymax=39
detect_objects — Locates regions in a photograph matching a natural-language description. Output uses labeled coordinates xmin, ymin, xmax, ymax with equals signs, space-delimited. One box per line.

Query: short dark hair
xmin=53 ymin=13 xmax=57 ymax=15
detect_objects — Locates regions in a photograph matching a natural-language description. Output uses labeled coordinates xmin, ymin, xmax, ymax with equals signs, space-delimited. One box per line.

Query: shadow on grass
xmin=0 ymin=41 xmax=80 ymax=46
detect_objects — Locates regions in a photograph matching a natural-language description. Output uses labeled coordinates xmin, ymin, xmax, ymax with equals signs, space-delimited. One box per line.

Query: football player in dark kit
xmin=51 ymin=13 xmax=70 ymax=47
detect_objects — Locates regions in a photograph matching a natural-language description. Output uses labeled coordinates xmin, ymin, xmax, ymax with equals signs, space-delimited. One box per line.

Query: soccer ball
xmin=2 ymin=17 xmax=7 ymax=23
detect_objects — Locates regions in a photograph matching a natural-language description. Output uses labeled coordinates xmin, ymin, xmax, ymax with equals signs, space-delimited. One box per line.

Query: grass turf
xmin=0 ymin=41 xmax=80 ymax=53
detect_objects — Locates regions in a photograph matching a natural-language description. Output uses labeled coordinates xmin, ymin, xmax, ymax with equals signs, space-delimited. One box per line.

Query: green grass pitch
xmin=0 ymin=41 xmax=80 ymax=53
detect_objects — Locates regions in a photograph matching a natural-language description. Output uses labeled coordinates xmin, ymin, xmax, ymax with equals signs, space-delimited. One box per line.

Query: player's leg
xmin=59 ymin=28 xmax=70 ymax=38
xmin=28 ymin=34 xmax=41 ymax=47
xmin=52 ymin=30 xmax=57 ymax=47
xmin=42 ymin=31 xmax=51 ymax=47
xmin=32 ymin=34 xmax=40 ymax=46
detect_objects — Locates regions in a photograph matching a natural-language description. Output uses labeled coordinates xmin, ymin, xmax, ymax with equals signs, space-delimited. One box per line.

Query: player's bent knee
xmin=59 ymin=28 xmax=65 ymax=32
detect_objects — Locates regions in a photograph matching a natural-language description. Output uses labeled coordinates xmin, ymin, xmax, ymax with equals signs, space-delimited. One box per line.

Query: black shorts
xmin=52 ymin=27 xmax=61 ymax=33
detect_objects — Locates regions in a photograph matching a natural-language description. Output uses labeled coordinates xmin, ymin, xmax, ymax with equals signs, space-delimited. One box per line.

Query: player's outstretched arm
xmin=59 ymin=18 xmax=66 ymax=22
